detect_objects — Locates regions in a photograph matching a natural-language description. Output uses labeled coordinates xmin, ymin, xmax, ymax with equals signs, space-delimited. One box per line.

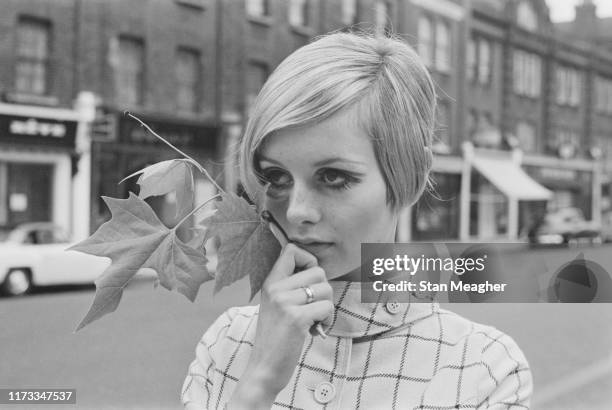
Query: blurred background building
xmin=0 ymin=0 xmax=610 ymax=243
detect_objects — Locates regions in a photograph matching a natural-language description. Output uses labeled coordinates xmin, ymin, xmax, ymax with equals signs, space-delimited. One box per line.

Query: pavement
xmin=1 ymin=244 xmax=611 ymax=409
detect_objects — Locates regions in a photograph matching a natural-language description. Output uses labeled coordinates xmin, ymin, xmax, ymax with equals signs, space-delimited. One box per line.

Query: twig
xmin=174 ymin=194 xmax=221 ymax=231
xmin=124 ymin=111 xmax=224 ymax=194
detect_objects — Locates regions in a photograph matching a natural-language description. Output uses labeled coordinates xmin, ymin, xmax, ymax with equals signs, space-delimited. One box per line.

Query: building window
xmin=436 ymin=102 xmax=451 ymax=147
xmin=468 ymin=36 xmax=492 ymax=85
xmin=114 ymin=36 xmax=144 ymax=106
xmin=516 ymin=121 xmax=536 ymax=152
xmin=513 ymin=49 xmax=541 ymax=98
xmin=176 ymin=48 xmax=200 ymax=113
xmin=517 ymin=1 xmax=538 ymax=31
xmin=550 ymin=129 xmax=580 ymax=157
xmin=342 ymin=0 xmax=357 ymax=25
xmin=435 ymin=21 xmax=450 ymax=72
xmin=375 ymin=1 xmax=391 ymax=35
xmin=467 ymin=37 xmax=476 ymax=82
xmin=596 ymin=76 xmax=612 ymax=115
xmin=288 ymin=0 xmax=310 ymax=27
xmin=246 ymin=62 xmax=269 ymax=116
xmin=246 ymin=0 xmax=269 ymax=17
xmin=15 ymin=18 xmax=51 ymax=95
xmin=418 ymin=15 xmax=433 ymax=67
xmin=556 ymin=65 xmax=581 ymax=107
xmin=477 ymin=38 xmax=491 ymax=85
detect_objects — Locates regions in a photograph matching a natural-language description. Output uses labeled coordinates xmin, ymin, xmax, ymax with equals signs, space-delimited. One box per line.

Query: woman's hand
xmin=227 ymin=243 xmax=334 ymax=409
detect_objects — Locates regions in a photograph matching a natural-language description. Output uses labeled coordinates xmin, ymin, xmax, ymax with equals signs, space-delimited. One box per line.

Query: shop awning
xmin=472 ymin=155 xmax=553 ymax=201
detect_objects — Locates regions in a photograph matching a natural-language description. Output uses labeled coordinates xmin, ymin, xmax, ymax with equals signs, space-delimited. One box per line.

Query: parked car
xmin=529 ymin=207 xmax=602 ymax=246
xmin=0 ymin=222 xmax=111 ymax=296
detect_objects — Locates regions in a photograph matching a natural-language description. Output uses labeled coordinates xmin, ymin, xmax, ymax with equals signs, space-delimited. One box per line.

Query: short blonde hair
xmin=239 ymin=31 xmax=436 ymax=210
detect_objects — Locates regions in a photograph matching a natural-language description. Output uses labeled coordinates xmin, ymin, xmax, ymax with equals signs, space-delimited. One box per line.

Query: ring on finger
xmin=301 ymin=286 xmax=315 ymax=304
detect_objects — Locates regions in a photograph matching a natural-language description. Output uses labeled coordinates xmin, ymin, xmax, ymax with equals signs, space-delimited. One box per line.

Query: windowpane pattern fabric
xmin=182 ymin=281 xmax=532 ymax=409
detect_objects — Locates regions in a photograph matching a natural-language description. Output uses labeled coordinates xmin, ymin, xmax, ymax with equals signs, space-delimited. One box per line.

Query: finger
xmin=275 ymin=266 xmax=327 ymax=291
xmin=266 ymin=243 xmax=318 ymax=283
xmin=290 ymin=282 xmax=333 ymax=305
xmin=295 ymin=300 xmax=335 ymax=327
xmin=272 ymin=281 xmax=333 ymax=306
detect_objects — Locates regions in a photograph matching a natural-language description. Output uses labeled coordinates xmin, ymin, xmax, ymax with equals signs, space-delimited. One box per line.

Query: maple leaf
xmin=121 ymin=159 xmax=195 ymax=219
xmin=69 ymin=193 xmax=212 ymax=331
xmin=203 ymin=192 xmax=281 ymax=299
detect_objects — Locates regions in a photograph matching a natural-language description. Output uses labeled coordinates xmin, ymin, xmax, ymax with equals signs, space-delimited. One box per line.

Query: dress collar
xmin=324 ymin=281 xmax=438 ymax=338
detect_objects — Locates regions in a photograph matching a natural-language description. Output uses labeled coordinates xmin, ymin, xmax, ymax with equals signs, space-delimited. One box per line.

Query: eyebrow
xmin=258 ymin=155 xmax=366 ymax=168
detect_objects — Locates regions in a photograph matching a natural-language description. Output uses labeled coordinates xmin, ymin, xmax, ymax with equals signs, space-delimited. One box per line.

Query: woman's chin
xmin=322 ymin=263 xmax=362 ymax=282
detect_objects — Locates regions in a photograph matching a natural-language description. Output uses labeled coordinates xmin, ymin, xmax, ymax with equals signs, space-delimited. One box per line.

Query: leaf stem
xmin=125 ymin=111 xmax=224 ymax=194
xmin=173 ymin=194 xmax=222 ymax=231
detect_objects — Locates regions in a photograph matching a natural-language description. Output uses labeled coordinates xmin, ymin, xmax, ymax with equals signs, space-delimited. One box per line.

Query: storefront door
xmin=5 ymin=162 xmax=52 ymax=227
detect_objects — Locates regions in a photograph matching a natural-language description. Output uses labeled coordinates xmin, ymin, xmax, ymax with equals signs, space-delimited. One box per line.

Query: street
xmin=1 ymin=244 xmax=611 ymax=409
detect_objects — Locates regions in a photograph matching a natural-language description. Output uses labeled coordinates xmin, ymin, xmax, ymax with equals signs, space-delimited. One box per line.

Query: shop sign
xmin=118 ymin=115 xmax=217 ymax=150
xmin=538 ymin=167 xmax=578 ymax=182
xmin=0 ymin=113 xmax=77 ymax=148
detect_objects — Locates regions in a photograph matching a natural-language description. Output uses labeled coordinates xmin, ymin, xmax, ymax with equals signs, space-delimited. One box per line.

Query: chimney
xmin=574 ymin=0 xmax=598 ymax=39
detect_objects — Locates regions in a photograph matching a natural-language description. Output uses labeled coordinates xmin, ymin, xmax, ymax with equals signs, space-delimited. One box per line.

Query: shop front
xmin=91 ymin=111 xmax=219 ymax=234
xmin=522 ymin=155 xmax=599 ymax=225
xmin=0 ymin=103 xmax=81 ymax=236
xmin=460 ymin=143 xmax=553 ymax=241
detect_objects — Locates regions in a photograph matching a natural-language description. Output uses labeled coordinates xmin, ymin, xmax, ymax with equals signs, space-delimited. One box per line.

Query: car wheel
xmin=1 ymin=268 xmax=32 ymax=296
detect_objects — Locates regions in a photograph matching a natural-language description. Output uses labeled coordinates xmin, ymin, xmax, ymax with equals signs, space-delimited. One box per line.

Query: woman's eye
xmin=320 ymin=169 xmax=357 ymax=190
xmin=261 ymin=168 xmax=292 ymax=188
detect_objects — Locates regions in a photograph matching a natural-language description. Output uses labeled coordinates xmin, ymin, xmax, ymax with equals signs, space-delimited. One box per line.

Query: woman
xmin=182 ymin=32 xmax=533 ymax=409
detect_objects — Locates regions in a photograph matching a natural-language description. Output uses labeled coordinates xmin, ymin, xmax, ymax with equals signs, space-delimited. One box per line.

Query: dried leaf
xmin=69 ymin=193 xmax=212 ymax=331
xmin=121 ymin=159 xmax=195 ymax=219
xmin=203 ymin=192 xmax=281 ymax=299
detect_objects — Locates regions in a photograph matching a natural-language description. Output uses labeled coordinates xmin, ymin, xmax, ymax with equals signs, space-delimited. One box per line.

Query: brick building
xmin=0 ymin=0 xmax=221 ymax=239
xmin=0 ymin=0 xmax=611 ymax=242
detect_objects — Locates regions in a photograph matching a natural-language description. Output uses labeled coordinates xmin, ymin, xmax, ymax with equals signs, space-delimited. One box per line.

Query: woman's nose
xmin=285 ymin=182 xmax=321 ymax=226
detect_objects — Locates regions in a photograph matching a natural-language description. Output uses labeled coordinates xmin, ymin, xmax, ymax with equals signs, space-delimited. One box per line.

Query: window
xmin=436 ymin=102 xmax=451 ymax=147
xmin=468 ymin=36 xmax=492 ymax=85
xmin=516 ymin=121 xmax=536 ymax=152
xmin=467 ymin=37 xmax=476 ymax=82
xmin=288 ymin=0 xmax=309 ymax=27
xmin=15 ymin=18 xmax=50 ymax=95
xmin=418 ymin=15 xmax=433 ymax=67
xmin=114 ymin=37 xmax=144 ymax=106
xmin=517 ymin=1 xmax=538 ymax=31
xmin=246 ymin=62 xmax=269 ymax=116
xmin=246 ymin=0 xmax=269 ymax=17
xmin=435 ymin=21 xmax=450 ymax=72
xmin=176 ymin=48 xmax=200 ymax=113
xmin=596 ymin=76 xmax=612 ymax=115
xmin=551 ymin=129 xmax=580 ymax=157
xmin=342 ymin=0 xmax=357 ymax=25
xmin=477 ymin=38 xmax=491 ymax=85
xmin=375 ymin=1 xmax=390 ymax=35
xmin=513 ymin=50 xmax=541 ymax=98
xmin=556 ymin=65 xmax=581 ymax=107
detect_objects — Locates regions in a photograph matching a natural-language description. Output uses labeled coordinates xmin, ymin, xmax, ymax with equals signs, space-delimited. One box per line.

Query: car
xmin=529 ymin=207 xmax=602 ymax=246
xmin=0 ymin=222 xmax=111 ymax=296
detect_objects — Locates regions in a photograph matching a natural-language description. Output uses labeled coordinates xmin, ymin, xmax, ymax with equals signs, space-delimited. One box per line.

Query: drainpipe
xmin=460 ymin=141 xmax=474 ymax=241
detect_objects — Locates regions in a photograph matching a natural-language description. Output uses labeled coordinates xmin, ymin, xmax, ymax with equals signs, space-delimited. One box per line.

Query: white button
xmin=313 ymin=381 xmax=336 ymax=404
xmin=386 ymin=301 xmax=402 ymax=314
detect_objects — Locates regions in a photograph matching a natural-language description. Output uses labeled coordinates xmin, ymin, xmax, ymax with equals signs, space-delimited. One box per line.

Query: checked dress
xmin=182 ymin=281 xmax=533 ymax=409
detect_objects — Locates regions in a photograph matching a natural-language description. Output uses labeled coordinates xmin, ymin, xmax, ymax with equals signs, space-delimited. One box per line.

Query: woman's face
xmin=257 ymin=108 xmax=399 ymax=280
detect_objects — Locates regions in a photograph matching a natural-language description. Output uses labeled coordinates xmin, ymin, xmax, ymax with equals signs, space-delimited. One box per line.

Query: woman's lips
xmin=293 ymin=241 xmax=334 ymax=254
